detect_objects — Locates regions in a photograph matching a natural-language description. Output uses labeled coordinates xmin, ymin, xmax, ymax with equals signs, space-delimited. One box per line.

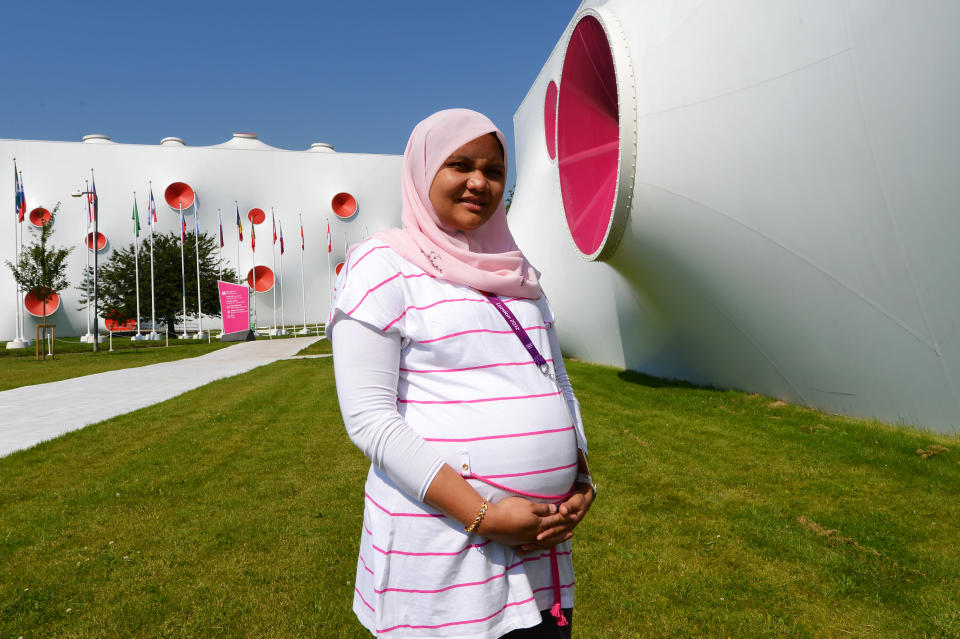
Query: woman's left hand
xmin=515 ymin=481 xmax=595 ymax=554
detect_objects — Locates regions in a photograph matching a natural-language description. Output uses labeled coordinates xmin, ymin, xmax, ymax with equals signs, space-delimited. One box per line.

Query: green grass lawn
xmin=1 ymin=358 xmax=958 ymax=638
xmin=296 ymin=336 xmax=331 ymax=356
xmin=0 ymin=340 xmax=232 ymax=392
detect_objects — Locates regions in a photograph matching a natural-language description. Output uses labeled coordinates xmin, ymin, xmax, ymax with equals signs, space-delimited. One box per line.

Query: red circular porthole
xmin=544 ymin=80 xmax=558 ymax=160
xmin=332 ymin=192 xmax=358 ymax=219
xmin=29 ymin=207 xmax=51 ymax=227
xmin=557 ymin=11 xmax=635 ymax=261
xmin=85 ymin=231 xmax=107 ymax=251
xmin=164 ymin=182 xmax=195 ymax=211
xmin=248 ymin=208 xmax=266 ymax=225
xmin=335 ymin=261 xmax=345 ymax=275
xmin=247 ymin=265 xmax=275 ymax=292
xmin=24 ymin=288 xmax=60 ymax=317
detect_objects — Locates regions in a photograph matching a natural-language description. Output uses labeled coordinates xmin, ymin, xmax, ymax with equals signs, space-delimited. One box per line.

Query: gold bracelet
xmin=464 ymin=499 xmax=489 ymax=533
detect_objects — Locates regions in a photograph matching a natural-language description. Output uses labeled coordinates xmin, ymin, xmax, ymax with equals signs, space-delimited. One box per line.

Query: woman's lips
xmin=459 ymin=198 xmax=486 ymax=212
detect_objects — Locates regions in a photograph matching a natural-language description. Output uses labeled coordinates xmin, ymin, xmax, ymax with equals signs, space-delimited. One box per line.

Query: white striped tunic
xmin=329 ymin=239 xmax=584 ymax=638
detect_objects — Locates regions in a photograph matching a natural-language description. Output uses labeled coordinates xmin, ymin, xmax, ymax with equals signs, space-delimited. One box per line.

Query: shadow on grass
xmin=615 ymin=368 xmax=714 ymax=391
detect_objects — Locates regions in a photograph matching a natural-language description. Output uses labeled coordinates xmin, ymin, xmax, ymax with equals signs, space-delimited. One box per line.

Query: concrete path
xmin=0 ymin=336 xmax=322 ymax=458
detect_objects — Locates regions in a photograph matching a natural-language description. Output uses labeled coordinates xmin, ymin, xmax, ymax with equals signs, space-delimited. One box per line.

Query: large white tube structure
xmin=0 ymin=132 xmax=402 ymax=340
xmin=509 ymin=0 xmax=960 ymax=433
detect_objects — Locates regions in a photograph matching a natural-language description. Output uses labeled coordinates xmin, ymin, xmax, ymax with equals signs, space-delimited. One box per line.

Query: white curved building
xmin=509 ymin=0 xmax=960 ymax=433
xmin=2 ymin=132 xmax=401 ymax=340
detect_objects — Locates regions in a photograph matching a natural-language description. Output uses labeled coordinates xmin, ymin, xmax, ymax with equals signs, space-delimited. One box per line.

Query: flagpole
xmin=279 ymin=220 xmax=286 ymax=335
xmin=82 ymin=178 xmax=92 ymax=343
xmin=298 ymin=213 xmax=308 ymax=335
xmin=250 ymin=220 xmax=257 ymax=333
xmin=217 ymin=208 xmax=223 ymax=282
xmin=132 ymin=192 xmax=143 ymax=340
xmin=7 ymin=160 xmax=23 ymax=348
xmin=17 ymin=170 xmax=27 ymax=345
xmin=179 ymin=202 xmax=187 ymax=339
xmin=270 ymin=208 xmax=277 ymax=337
xmin=235 ymin=202 xmax=241 ymax=286
xmin=148 ymin=182 xmax=159 ymax=340
xmin=91 ymin=169 xmax=100 ymax=353
xmin=194 ymin=193 xmax=206 ymax=340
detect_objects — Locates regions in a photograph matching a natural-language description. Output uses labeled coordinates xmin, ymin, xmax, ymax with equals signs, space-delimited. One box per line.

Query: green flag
xmin=132 ymin=197 xmax=141 ymax=237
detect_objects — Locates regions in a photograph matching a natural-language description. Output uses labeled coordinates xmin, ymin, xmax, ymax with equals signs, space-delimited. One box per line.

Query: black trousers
xmin=499 ymin=608 xmax=573 ymax=639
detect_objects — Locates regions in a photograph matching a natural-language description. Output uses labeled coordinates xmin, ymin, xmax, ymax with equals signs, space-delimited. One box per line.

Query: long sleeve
xmin=547 ymin=324 xmax=588 ymax=456
xmin=330 ymin=313 xmax=446 ymax=502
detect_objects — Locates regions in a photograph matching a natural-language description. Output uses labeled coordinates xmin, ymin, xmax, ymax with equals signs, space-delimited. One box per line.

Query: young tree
xmin=78 ymin=231 xmax=236 ymax=335
xmin=6 ymin=202 xmax=73 ymax=322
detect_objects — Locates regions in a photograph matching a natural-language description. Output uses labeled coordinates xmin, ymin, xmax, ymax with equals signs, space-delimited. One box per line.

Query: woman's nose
xmin=466 ymin=172 xmax=487 ymax=191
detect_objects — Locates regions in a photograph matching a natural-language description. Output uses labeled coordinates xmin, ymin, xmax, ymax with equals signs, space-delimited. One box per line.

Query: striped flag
xmin=148 ymin=185 xmax=157 ymax=224
xmin=251 ymin=221 xmax=256 ymax=251
xmin=236 ymin=203 xmax=243 ymax=241
xmin=300 ymin=220 xmax=305 ymax=250
xmin=180 ymin=209 xmax=186 ymax=242
xmin=218 ymin=209 xmax=224 ymax=248
xmin=279 ymin=221 xmax=285 ymax=254
xmin=89 ymin=174 xmax=98 ymax=223
xmin=194 ymin=194 xmax=200 ymax=235
xmin=326 ymin=220 xmax=332 ymax=253
xmin=272 ymin=210 xmax=277 ymax=244
xmin=132 ymin=196 xmax=141 ymax=237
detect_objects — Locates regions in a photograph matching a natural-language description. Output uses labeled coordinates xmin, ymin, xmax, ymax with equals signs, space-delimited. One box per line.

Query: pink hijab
xmin=375 ymin=109 xmax=542 ymax=300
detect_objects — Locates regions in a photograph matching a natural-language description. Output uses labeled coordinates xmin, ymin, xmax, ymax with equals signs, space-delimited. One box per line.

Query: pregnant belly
xmin=405 ymin=396 xmax=579 ymax=503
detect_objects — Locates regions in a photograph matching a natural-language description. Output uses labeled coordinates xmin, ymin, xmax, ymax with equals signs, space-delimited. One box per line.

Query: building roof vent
xmin=82 ymin=134 xmax=113 ymax=144
xmin=160 ymin=137 xmax=186 ymax=146
xmin=308 ymin=142 xmax=335 ymax=152
xmin=210 ymin=132 xmax=279 ymax=150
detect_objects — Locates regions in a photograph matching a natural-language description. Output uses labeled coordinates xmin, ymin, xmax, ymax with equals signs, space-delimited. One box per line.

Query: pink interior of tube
xmin=85 ymin=231 xmax=107 ymax=251
xmin=164 ymin=182 xmax=195 ymax=210
xmin=24 ymin=288 xmax=60 ymax=317
xmin=544 ymin=81 xmax=558 ymax=159
xmin=332 ymin=192 xmax=358 ymax=218
xmin=247 ymin=265 xmax=275 ymax=292
xmin=29 ymin=207 xmax=51 ymax=227
xmin=557 ymin=15 xmax=620 ymax=256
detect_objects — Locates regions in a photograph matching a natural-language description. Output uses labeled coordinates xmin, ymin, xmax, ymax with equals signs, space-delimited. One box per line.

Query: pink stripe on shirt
xmin=365 ymin=492 xmax=445 ymax=518
xmin=349 ymin=244 xmax=390 ymax=270
xmin=376 ymin=596 xmax=536 ymax=634
xmin=417 ymin=325 xmax=547 ymax=344
xmin=398 ymin=391 xmax=561 ymax=405
xmin=346 ymin=271 xmax=433 ymax=317
xmin=424 ymin=425 xmax=574 ymax=443
xmin=479 ymin=460 xmax=578 ymax=480
xmin=400 ymin=359 xmax=553 ymax=374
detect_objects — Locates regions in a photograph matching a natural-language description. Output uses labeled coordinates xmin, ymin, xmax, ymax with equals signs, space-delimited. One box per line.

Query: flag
xmin=236 ymin=204 xmax=243 ymax=241
xmin=194 ymin=195 xmax=200 ymax=235
xmin=218 ymin=210 xmax=224 ymax=248
xmin=300 ymin=221 xmax=305 ymax=251
xmin=326 ymin=220 xmax=332 ymax=253
xmin=14 ymin=162 xmax=25 ymax=222
xmin=180 ymin=209 xmax=186 ymax=243
xmin=148 ymin=185 xmax=157 ymax=224
xmin=279 ymin=221 xmax=285 ymax=254
xmin=343 ymin=232 xmax=348 ymax=257
xmin=132 ymin=196 xmax=141 ymax=237
xmin=89 ymin=174 xmax=98 ymax=223
xmin=272 ymin=210 xmax=277 ymax=244
xmin=251 ymin=222 xmax=256 ymax=251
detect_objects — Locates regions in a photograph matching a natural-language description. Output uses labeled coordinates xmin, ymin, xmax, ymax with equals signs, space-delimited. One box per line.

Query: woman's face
xmin=429 ymin=133 xmax=506 ymax=233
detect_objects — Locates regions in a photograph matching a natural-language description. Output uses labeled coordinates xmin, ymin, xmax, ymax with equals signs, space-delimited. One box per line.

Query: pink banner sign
xmin=218 ymin=280 xmax=249 ymax=335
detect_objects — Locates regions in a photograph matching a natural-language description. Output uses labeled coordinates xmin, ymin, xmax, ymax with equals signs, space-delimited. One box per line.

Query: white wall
xmin=1 ymin=135 xmax=401 ymax=338
xmin=510 ymin=0 xmax=960 ymax=433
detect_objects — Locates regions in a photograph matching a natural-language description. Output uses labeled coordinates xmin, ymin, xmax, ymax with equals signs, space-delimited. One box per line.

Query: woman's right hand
xmin=478 ymin=497 xmax=572 ymax=548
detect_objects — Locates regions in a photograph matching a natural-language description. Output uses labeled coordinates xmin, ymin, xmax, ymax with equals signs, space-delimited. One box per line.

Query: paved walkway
xmin=0 ymin=336 xmax=322 ymax=458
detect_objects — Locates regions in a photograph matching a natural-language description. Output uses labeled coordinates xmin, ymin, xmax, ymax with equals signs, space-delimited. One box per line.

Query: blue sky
xmin=3 ymin=1 xmax=580 ymax=185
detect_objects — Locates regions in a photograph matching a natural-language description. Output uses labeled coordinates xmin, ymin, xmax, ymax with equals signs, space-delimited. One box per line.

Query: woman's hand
xmin=515 ymin=481 xmax=595 ymax=554
xmin=478 ymin=497 xmax=570 ymax=548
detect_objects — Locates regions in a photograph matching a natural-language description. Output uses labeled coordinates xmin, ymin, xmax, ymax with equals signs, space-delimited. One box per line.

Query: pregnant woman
xmin=329 ymin=109 xmax=595 ymax=638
